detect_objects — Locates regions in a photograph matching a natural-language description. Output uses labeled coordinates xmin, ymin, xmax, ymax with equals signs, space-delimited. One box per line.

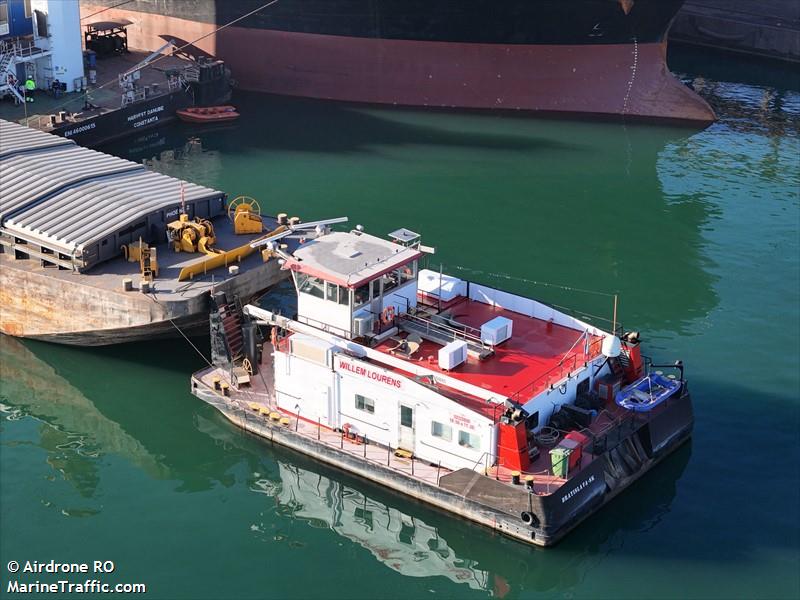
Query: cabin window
xmin=400 ymin=405 xmax=413 ymax=428
xmin=431 ymin=421 xmax=452 ymax=442
xmin=24 ymin=0 xmax=31 ymax=18
xmin=398 ymin=261 xmax=416 ymax=285
xmin=325 ymin=282 xmax=339 ymax=303
xmin=458 ymin=430 xmax=480 ymax=450
xmin=371 ymin=278 xmax=381 ymax=299
xmin=354 ymin=283 xmax=370 ymax=306
xmin=355 ymin=394 xmax=375 ymax=414
xmin=381 ymin=270 xmax=399 ymax=294
xmin=0 ymin=5 xmax=8 ymax=34
xmin=298 ymin=274 xmax=325 ymax=299
xmin=339 ymin=287 xmax=349 ymax=306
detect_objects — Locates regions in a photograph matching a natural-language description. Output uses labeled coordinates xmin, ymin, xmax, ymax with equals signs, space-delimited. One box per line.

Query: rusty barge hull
xmin=0 ymin=254 xmax=287 ymax=346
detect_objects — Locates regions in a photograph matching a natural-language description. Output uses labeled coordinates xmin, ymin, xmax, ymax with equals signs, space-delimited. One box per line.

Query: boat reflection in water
xmin=195 ymin=412 xmax=692 ymax=597
xmin=1 ymin=331 xmax=693 ymax=596
xmin=0 ymin=335 xmax=168 ymax=502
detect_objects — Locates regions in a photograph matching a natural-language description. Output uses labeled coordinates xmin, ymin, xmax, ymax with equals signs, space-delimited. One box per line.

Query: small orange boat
xmin=176 ymin=105 xmax=240 ymax=123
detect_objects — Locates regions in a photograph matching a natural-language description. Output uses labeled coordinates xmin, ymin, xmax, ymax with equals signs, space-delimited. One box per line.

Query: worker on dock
xmin=24 ymin=77 xmax=36 ymax=102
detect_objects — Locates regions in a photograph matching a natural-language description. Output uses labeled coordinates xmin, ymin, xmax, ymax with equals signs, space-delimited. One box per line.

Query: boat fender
xmin=520 ymin=511 xmax=540 ymax=528
xmin=381 ymin=306 xmax=396 ymax=324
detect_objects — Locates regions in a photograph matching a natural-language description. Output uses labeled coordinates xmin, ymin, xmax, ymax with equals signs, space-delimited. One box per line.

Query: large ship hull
xmin=80 ymin=0 xmax=715 ymax=124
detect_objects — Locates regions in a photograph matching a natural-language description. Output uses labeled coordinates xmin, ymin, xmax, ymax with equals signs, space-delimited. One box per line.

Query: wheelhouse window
xmin=354 ymin=283 xmax=370 ymax=306
xmin=458 ymin=430 xmax=480 ymax=450
xmin=325 ymin=281 xmax=339 ymax=303
xmin=398 ymin=260 xmax=417 ymax=285
xmin=381 ymin=270 xmax=399 ymax=294
xmin=371 ymin=278 xmax=381 ymax=299
xmin=298 ymin=273 xmax=325 ymax=299
xmin=431 ymin=420 xmax=452 ymax=442
xmin=355 ymin=394 xmax=375 ymax=414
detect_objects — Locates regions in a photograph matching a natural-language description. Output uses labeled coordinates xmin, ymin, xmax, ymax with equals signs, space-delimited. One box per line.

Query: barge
xmin=190 ymin=225 xmax=693 ymax=546
xmin=80 ymin=0 xmax=715 ymax=124
xmin=0 ymin=118 xmax=304 ymax=345
xmin=1 ymin=2 xmax=232 ymax=148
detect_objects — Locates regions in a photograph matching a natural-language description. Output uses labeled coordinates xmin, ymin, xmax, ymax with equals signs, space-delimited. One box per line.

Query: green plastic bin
xmin=549 ymin=446 xmax=572 ymax=478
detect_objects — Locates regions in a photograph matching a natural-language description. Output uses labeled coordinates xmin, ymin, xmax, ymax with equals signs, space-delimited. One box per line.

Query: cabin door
xmin=398 ymin=404 xmax=415 ymax=451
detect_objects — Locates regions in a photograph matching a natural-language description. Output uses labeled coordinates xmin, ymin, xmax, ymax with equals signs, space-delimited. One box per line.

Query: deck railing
xmin=509 ymin=335 xmax=604 ymax=403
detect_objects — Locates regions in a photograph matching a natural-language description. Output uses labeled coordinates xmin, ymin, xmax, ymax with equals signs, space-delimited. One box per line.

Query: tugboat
xmin=190 ymin=224 xmax=693 ymax=546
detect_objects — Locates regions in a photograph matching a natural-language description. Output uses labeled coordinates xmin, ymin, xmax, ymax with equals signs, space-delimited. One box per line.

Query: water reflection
xmin=195 ymin=411 xmax=692 ymax=597
xmin=0 ymin=335 xmax=167 ymax=500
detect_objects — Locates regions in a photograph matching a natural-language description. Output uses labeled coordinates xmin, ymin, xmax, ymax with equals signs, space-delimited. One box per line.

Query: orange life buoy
xmin=381 ymin=306 xmax=396 ymax=324
xmin=270 ymin=327 xmax=278 ymax=346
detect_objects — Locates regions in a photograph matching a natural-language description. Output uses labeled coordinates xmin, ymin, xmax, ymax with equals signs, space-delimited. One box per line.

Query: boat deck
xmin=1 ymin=215 xmax=289 ymax=302
xmin=374 ymin=297 xmax=604 ymax=405
xmin=0 ymin=50 xmax=197 ymax=130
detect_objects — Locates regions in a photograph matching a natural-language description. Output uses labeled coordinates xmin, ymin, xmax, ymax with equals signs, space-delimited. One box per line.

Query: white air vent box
xmin=353 ymin=315 xmax=373 ymax=337
xmin=481 ymin=316 xmax=513 ymax=346
xmin=438 ymin=340 xmax=468 ymax=370
xmin=417 ymin=269 xmax=466 ymax=302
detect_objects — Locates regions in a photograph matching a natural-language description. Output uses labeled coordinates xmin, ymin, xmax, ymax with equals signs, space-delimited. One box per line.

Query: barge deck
xmin=0 ymin=119 xmax=289 ymax=345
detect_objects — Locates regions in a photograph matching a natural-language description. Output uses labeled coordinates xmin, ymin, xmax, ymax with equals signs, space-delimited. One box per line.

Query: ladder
xmin=0 ymin=44 xmax=25 ymax=104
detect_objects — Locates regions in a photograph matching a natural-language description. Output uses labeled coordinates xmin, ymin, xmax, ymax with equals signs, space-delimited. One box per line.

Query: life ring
xmin=381 ymin=306 xmax=396 ymax=324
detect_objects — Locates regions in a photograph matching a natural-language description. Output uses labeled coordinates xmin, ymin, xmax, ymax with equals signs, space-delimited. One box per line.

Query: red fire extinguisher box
xmin=595 ymin=375 xmax=621 ymax=403
xmin=564 ymin=430 xmax=590 ymax=468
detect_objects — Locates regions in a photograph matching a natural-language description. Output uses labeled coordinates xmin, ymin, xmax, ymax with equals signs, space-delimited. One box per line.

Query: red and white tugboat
xmin=191 ymin=223 xmax=693 ymax=547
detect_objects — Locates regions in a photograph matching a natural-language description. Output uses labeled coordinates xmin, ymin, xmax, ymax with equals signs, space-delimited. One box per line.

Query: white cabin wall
xmin=297 ymin=293 xmax=352 ymax=337
xmin=274 ymin=352 xmax=337 ymax=428
xmin=32 ymin=0 xmax=84 ymax=89
xmin=414 ymin=398 xmax=493 ymax=471
xmin=334 ymin=354 xmax=492 ymax=471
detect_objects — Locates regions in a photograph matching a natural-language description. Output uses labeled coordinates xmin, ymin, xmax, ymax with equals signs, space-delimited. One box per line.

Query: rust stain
xmin=619 ymin=0 xmax=634 ymax=15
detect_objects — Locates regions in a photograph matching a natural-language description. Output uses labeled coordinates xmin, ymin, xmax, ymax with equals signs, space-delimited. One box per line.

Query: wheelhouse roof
xmin=286 ymin=231 xmax=422 ymax=288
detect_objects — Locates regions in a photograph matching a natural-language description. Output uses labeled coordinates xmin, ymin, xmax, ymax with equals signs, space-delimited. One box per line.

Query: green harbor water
xmin=1 ymin=49 xmax=799 ymax=599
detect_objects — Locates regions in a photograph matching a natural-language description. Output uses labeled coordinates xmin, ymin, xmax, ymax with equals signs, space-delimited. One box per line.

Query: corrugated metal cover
xmin=0 ymin=119 xmax=225 ymax=255
xmin=0 ymin=119 xmax=75 ymax=159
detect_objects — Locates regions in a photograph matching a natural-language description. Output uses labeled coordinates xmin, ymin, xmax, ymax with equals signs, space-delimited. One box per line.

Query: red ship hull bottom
xmin=84 ymin=6 xmax=715 ymax=124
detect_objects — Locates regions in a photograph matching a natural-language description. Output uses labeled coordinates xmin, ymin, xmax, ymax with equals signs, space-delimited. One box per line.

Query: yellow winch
xmin=228 ymin=195 xmax=263 ymax=235
xmin=166 ymin=213 xmax=222 ymax=254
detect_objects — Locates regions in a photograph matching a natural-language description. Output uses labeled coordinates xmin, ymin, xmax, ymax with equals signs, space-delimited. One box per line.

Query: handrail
xmin=400 ymin=312 xmax=486 ymax=348
xmin=510 ymin=336 xmax=603 ymax=402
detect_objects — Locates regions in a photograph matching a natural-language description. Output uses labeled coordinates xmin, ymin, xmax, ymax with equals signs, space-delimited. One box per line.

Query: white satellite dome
xmin=601 ymin=335 xmax=622 ymax=358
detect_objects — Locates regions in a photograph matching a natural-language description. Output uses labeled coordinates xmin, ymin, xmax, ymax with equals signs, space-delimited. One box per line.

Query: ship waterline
xmin=80 ymin=1 xmax=715 ymax=123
